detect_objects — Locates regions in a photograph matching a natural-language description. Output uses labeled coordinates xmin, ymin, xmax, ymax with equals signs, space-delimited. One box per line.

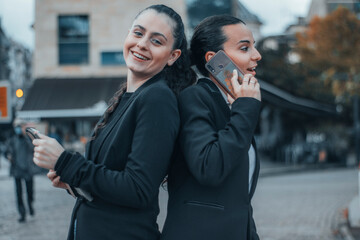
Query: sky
xmin=0 ymin=0 xmax=312 ymax=50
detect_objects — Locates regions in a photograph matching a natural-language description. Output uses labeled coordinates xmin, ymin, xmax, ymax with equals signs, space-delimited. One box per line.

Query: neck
xmin=126 ymin=70 xmax=152 ymax=92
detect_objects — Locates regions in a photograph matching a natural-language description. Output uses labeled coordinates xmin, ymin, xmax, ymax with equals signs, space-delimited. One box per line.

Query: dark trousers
xmin=14 ymin=177 xmax=34 ymax=217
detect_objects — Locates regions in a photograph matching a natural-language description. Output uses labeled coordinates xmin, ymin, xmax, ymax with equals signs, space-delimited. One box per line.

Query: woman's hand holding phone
xmin=32 ymin=133 xmax=65 ymax=170
xmin=227 ymin=70 xmax=261 ymax=104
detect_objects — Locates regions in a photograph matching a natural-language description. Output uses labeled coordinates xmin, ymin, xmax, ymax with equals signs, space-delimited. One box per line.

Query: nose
xmin=136 ymin=37 xmax=148 ymax=50
xmin=252 ymin=48 xmax=262 ymax=61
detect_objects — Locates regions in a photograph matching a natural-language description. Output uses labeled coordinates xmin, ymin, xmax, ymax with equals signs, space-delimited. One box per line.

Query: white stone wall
xmin=34 ymin=0 xmax=187 ymax=78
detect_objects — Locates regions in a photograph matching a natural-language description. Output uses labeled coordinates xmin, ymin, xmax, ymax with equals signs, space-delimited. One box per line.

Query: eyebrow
xmin=133 ymin=24 xmax=168 ymax=41
xmin=237 ymin=40 xmax=256 ymax=44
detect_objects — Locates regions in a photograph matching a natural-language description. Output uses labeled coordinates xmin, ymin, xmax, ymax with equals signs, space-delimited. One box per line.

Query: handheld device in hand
xmin=205 ymin=50 xmax=244 ymax=99
xmin=25 ymin=127 xmax=40 ymax=141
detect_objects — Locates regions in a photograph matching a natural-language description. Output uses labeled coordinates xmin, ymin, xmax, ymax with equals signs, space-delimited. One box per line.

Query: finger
xmin=227 ymin=94 xmax=235 ymax=105
xmin=249 ymin=76 xmax=257 ymax=85
xmin=37 ymin=133 xmax=51 ymax=140
xmin=47 ymin=170 xmax=57 ymax=180
xmin=230 ymin=69 xmax=241 ymax=89
xmin=33 ymin=157 xmax=53 ymax=169
xmin=242 ymin=74 xmax=251 ymax=85
xmin=52 ymin=176 xmax=61 ymax=186
xmin=32 ymin=138 xmax=47 ymax=146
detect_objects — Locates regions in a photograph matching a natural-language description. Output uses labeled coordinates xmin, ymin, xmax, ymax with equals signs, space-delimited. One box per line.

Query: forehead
xmin=133 ymin=9 xmax=175 ymax=36
xmin=222 ymin=23 xmax=254 ymax=44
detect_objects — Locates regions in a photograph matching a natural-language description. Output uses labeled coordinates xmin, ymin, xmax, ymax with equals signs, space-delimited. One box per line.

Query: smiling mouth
xmin=131 ymin=51 xmax=150 ymax=61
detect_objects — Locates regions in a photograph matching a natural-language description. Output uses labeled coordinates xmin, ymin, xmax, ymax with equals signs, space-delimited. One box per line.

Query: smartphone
xmin=205 ymin=50 xmax=244 ymax=99
xmin=25 ymin=127 xmax=40 ymax=141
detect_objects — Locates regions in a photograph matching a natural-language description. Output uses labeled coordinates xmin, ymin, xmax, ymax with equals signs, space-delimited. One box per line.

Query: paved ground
xmin=252 ymin=168 xmax=358 ymax=240
xmin=0 ymin=156 xmax=358 ymax=240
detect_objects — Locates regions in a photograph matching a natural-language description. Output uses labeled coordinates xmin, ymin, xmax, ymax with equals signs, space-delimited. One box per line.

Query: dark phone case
xmin=25 ymin=127 xmax=39 ymax=141
xmin=205 ymin=50 xmax=244 ymax=99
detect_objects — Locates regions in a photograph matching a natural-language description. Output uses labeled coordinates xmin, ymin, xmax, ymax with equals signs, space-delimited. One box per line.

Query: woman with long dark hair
xmin=161 ymin=15 xmax=262 ymax=240
xmin=32 ymin=5 xmax=195 ymax=240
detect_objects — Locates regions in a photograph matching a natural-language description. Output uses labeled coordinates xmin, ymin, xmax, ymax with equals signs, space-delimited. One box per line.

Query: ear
xmin=167 ymin=49 xmax=181 ymax=66
xmin=205 ymin=51 xmax=216 ymax=63
xmin=167 ymin=49 xmax=182 ymax=66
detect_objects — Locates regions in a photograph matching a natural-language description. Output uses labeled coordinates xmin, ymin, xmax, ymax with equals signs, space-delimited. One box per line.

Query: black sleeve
xmin=55 ymin=87 xmax=179 ymax=208
xmin=179 ymin=87 xmax=261 ymax=186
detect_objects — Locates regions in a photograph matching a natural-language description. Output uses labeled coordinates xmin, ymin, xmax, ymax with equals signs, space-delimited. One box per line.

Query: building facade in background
xmin=307 ymin=0 xmax=360 ymax=21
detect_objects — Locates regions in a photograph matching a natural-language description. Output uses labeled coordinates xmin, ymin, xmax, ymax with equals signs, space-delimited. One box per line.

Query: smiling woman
xmin=123 ymin=9 xmax=181 ymax=89
xmin=31 ymin=4 xmax=195 ymax=240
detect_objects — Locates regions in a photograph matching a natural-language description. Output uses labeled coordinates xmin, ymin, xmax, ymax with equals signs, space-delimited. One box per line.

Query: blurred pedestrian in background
xmin=5 ymin=118 xmax=41 ymax=223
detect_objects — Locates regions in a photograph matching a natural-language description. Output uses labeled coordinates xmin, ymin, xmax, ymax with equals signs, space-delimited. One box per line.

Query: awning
xmin=259 ymin=79 xmax=338 ymax=116
xmin=17 ymin=77 xmax=125 ymax=119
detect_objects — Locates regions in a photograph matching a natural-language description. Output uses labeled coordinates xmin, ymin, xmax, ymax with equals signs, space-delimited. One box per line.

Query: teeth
xmin=133 ymin=52 xmax=148 ymax=60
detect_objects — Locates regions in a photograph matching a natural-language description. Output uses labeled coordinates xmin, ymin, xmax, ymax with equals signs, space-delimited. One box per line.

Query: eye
xmin=151 ymin=38 xmax=162 ymax=46
xmin=133 ymin=31 xmax=143 ymax=37
xmin=240 ymin=46 xmax=249 ymax=52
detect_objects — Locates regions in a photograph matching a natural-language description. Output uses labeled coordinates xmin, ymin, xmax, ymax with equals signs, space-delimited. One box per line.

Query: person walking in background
xmin=5 ymin=119 xmax=40 ymax=223
xmin=31 ymin=4 xmax=195 ymax=240
xmin=161 ymin=15 xmax=262 ymax=240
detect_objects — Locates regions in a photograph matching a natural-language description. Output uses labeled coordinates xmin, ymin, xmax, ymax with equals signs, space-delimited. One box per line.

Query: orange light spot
xmin=16 ymin=89 xmax=24 ymax=98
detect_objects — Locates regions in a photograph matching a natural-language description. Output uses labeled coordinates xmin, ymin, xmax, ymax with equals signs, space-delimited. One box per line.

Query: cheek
xmin=233 ymin=55 xmax=250 ymax=68
xmin=123 ymin=36 xmax=134 ymax=56
xmin=153 ymin=49 xmax=171 ymax=64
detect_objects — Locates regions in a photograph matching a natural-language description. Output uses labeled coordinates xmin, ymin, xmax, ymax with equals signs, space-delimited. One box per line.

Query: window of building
xmin=101 ymin=51 xmax=125 ymax=66
xmin=58 ymin=15 xmax=89 ymax=65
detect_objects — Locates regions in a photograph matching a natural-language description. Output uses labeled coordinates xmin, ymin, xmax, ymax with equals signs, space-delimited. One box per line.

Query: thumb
xmin=37 ymin=132 xmax=51 ymax=140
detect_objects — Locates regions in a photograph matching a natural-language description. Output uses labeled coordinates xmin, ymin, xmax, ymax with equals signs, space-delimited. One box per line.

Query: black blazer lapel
xmin=89 ymin=73 xmax=164 ymax=163
xmin=198 ymin=78 xmax=230 ymax=118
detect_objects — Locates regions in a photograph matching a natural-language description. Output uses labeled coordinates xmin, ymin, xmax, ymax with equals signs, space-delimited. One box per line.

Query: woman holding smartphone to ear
xmin=161 ymin=15 xmax=262 ymax=240
xmin=32 ymin=4 xmax=195 ymax=240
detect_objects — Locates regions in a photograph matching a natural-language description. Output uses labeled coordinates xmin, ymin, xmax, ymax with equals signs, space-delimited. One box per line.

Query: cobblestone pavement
xmin=0 ymin=174 xmax=75 ymax=240
xmin=1 ymin=153 xmax=358 ymax=240
xmin=251 ymin=168 xmax=358 ymax=240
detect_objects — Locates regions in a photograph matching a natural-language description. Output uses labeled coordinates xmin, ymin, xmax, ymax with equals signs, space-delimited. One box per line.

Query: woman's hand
xmin=227 ymin=69 xmax=261 ymax=104
xmin=47 ymin=170 xmax=67 ymax=189
xmin=33 ymin=133 xmax=65 ymax=170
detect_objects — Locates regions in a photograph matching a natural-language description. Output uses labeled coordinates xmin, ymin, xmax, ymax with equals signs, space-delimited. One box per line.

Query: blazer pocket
xmin=184 ymin=200 xmax=225 ymax=211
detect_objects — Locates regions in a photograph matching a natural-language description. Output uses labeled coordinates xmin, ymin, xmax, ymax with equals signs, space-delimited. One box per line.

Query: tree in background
xmin=296 ymin=7 xmax=360 ymax=107
xmin=296 ymin=6 xmax=360 ymax=163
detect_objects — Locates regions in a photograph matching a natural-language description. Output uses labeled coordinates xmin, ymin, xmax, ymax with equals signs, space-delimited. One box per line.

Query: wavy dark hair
xmin=190 ymin=15 xmax=246 ymax=77
xmin=92 ymin=4 xmax=195 ymax=140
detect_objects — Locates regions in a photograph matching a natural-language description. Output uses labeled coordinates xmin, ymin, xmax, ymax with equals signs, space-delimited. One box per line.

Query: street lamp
xmin=16 ymin=88 xmax=24 ymax=98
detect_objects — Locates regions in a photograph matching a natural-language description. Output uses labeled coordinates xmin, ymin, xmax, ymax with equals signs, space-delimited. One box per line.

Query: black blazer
xmin=161 ymin=78 xmax=261 ymax=240
xmin=55 ymin=73 xmax=180 ymax=240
